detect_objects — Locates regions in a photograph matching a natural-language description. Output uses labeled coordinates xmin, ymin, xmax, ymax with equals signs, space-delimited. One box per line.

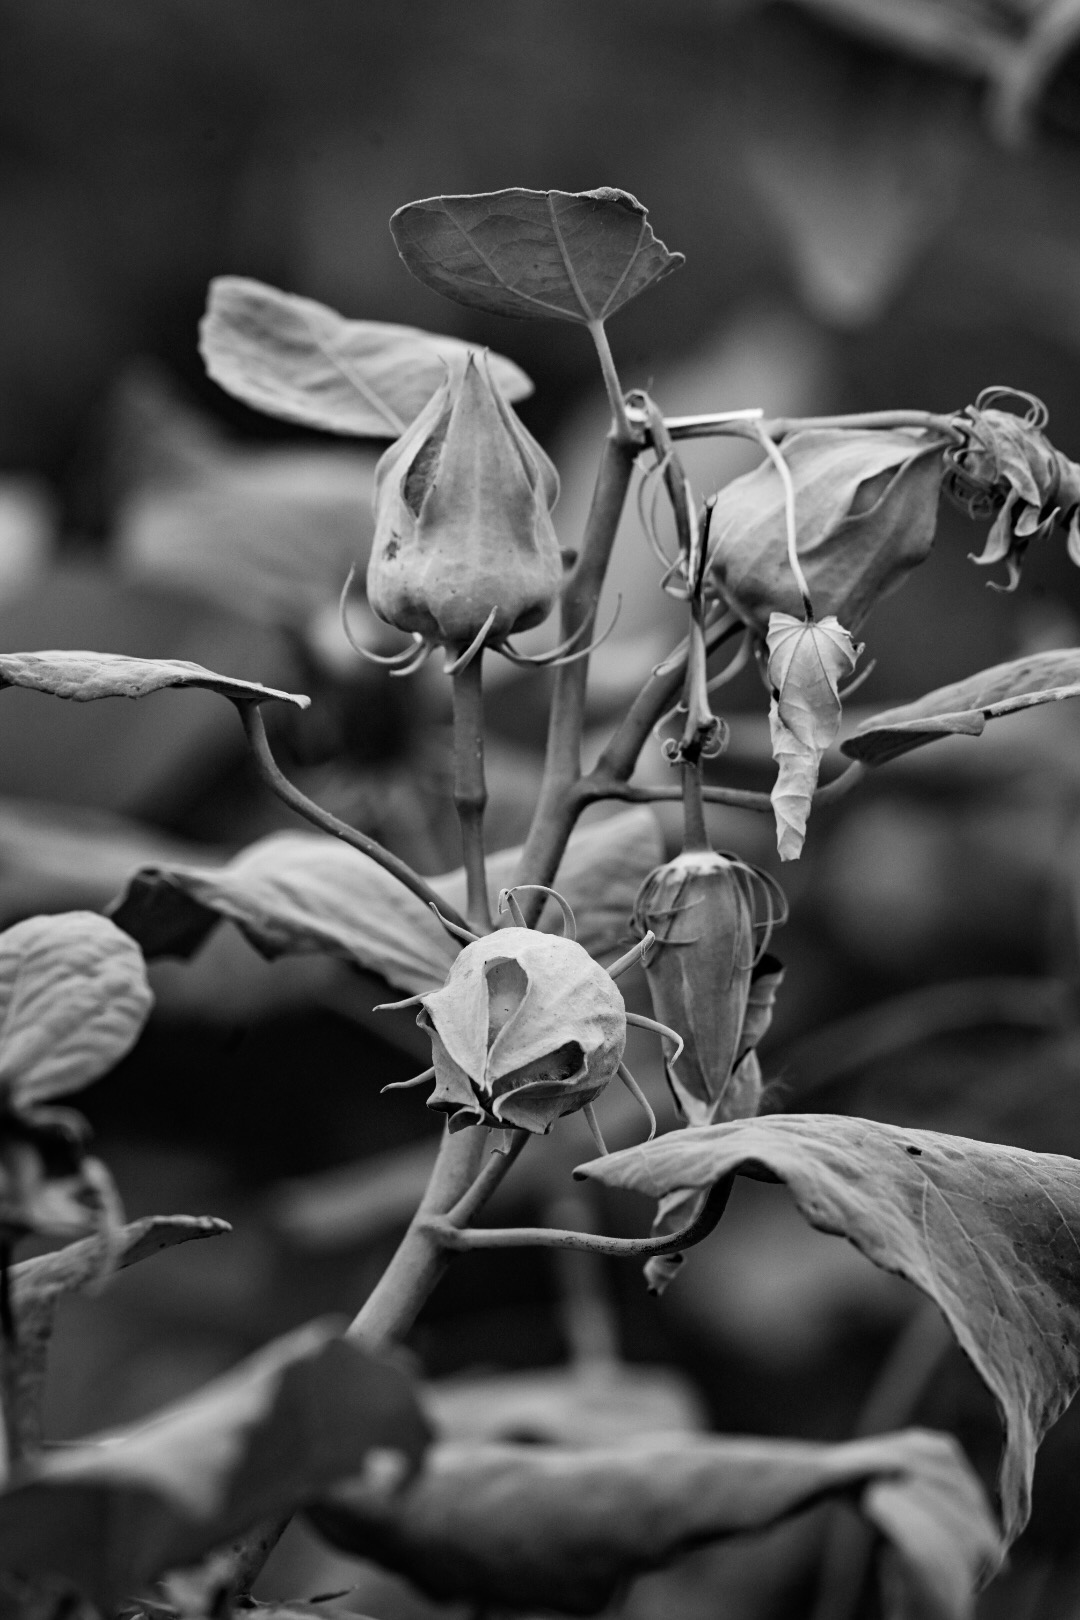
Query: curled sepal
xmin=366 ymin=351 xmax=562 ymax=652
xmin=766 ymin=613 xmax=859 ymax=861
xmin=417 ymin=930 xmax=626 ymax=1135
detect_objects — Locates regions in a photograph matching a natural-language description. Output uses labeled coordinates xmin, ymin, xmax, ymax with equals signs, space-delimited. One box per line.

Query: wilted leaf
xmin=767 ymin=613 xmax=858 ymax=860
xmin=0 ymin=913 xmax=152 ymax=1107
xmin=843 ymin=647 xmax=1080 ymax=765
xmin=200 ymin=278 xmax=533 ymax=439
xmin=390 ymin=187 xmax=683 ymax=324
xmin=309 ymin=1428 xmax=999 ymax=1618
xmin=578 ymin=1112 xmax=1080 ymax=1543
xmin=111 ymin=808 xmax=663 ymax=995
xmin=6 ymin=1215 xmax=230 ymax=1454
xmin=0 ymin=1321 xmax=428 ymax=1608
xmin=0 ymin=651 xmax=308 ymax=709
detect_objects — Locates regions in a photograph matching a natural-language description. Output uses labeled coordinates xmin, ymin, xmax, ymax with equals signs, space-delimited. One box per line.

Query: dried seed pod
xmin=943 ymin=389 xmax=1080 ymax=590
xmin=366 ymin=350 xmax=562 ymax=649
xmin=417 ymin=929 xmax=627 ymax=1135
xmin=633 ymin=852 xmax=784 ymax=1127
xmin=707 ymin=427 xmax=945 ymax=633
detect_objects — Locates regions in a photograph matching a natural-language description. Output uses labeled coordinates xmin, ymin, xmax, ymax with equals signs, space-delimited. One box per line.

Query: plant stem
xmin=588 ymin=320 xmax=636 ymax=445
xmin=681 ymin=760 xmax=709 ymax=852
xmin=450 ymin=656 xmax=493 ymax=933
xmin=515 ymin=432 xmax=638 ymax=913
xmin=582 ymin=758 xmax=867 ymax=814
xmin=236 ymin=702 xmax=471 ymax=936
xmin=665 ymin=409 xmax=963 ymax=443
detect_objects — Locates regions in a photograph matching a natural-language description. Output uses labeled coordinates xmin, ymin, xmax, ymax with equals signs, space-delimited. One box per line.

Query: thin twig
xmin=235 ymin=702 xmax=471 ymax=936
xmin=581 ymin=757 xmax=868 ymax=815
xmin=450 ymin=655 xmax=493 ymax=933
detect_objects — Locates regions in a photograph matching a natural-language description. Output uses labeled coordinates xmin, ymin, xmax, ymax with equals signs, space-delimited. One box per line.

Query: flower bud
xmin=416 ymin=928 xmax=626 ymax=1134
xmin=366 ymin=351 xmax=563 ymax=647
xmin=633 ymin=852 xmax=783 ymax=1126
xmin=707 ymin=428 xmax=945 ymax=633
xmin=943 ymin=390 xmax=1080 ymax=590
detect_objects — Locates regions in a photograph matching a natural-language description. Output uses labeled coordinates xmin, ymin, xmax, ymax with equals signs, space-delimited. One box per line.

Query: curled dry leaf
xmin=843 ymin=646 xmax=1080 ymax=765
xmin=200 ymin=277 xmax=533 ymax=439
xmin=0 ymin=1321 xmax=429 ymax=1608
xmin=390 ymin=187 xmax=683 ymax=324
xmin=111 ymin=807 xmax=663 ymax=997
xmin=766 ymin=613 xmax=859 ymax=860
xmin=577 ymin=1112 xmax=1080 ymax=1544
xmin=0 ymin=651 xmax=308 ymax=709
xmin=0 ymin=912 xmax=152 ymax=1107
xmin=308 ymin=1428 xmax=999 ymax=1619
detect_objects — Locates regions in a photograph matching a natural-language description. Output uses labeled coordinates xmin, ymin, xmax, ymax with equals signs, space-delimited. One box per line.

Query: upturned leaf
xmin=0 ymin=912 xmax=152 ymax=1107
xmin=577 ymin=1112 xmax=1080 ymax=1543
xmin=0 ymin=1321 xmax=428 ymax=1608
xmin=309 ymin=1429 xmax=999 ymax=1619
xmin=766 ymin=613 xmax=858 ymax=860
xmin=390 ymin=188 xmax=683 ymax=324
xmin=200 ymin=278 xmax=533 ymax=439
xmin=0 ymin=651 xmax=308 ymax=709
xmin=843 ymin=647 xmax=1080 ymax=765
xmin=111 ymin=807 xmax=663 ymax=996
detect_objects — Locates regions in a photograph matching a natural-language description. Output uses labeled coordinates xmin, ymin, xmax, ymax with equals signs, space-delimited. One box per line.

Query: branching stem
xmin=450 ymin=655 xmax=493 ymax=933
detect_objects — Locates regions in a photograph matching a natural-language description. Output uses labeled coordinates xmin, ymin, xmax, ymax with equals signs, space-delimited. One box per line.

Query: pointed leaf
xmin=390 ymin=188 xmax=683 ymax=324
xmin=0 ymin=912 xmax=152 ymax=1106
xmin=0 ymin=1321 xmax=428 ymax=1608
xmin=310 ymin=1428 xmax=999 ymax=1619
xmin=201 ymin=278 xmax=533 ymax=439
xmin=110 ymin=808 xmax=663 ymax=995
xmin=767 ymin=613 xmax=858 ymax=860
xmin=0 ymin=651 xmax=308 ymax=709
xmin=843 ymin=647 xmax=1080 ymax=765
xmin=578 ymin=1112 xmax=1080 ymax=1543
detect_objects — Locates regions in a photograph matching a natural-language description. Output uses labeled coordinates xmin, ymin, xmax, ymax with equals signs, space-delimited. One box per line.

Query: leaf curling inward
xmin=0 ymin=651 xmax=309 ymax=709
xmin=766 ymin=613 xmax=858 ymax=860
xmin=200 ymin=277 xmax=533 ymax=439
xmin=576 ymin=1111 xmax=1080 ymax=1545
xmin=843 ymin=646 xmax=1080 ymax=765
xmin=0 ymin=1320 xmax=429 ymax=1609
xmin=307 ymin=1428 xmax=1000 ymax=1619
xmin=390 ymin=187 xmax=684 ymax=324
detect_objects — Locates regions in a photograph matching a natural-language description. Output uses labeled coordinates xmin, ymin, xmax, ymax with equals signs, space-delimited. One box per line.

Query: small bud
xmin=366 ymin=351 xmax=563 ymax=648
xmin=943 ymin=389 xmax=1080 ymax=590
xmin=707 ymin=428 xmax=945 ymax=633
xmin=633 ymin=852 xmax=784 ymax=1127
xmin=416 ymin=928 xmax=626 ymax=1134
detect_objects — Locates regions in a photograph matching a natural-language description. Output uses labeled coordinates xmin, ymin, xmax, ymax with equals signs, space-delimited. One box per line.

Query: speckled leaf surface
xmin=578 ymin=1113 xmax=1080 ymax=1543
xmin=201 ymin=278 xmax=533 ymax=438
xmin=0 ymin=650 xmax=308 ymax=708
xmin=391 ymin=187 xmax=683 ymax=323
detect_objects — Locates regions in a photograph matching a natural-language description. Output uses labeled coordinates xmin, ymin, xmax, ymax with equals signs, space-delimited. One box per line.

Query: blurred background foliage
xmin=4 ymin=1 xmax=1080 ymax=1613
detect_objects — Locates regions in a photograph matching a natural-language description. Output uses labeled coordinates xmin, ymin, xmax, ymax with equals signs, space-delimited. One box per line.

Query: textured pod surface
xmin=419 ymin=929 xmax=625 ymax=1133
xmin=366 ymin=351 xmax=562 ymax=645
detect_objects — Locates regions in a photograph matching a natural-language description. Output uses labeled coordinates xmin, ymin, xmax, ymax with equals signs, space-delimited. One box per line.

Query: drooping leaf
xmin=0 ymin=1321 xmax=428 ymax=1608
xmin=0 ymin=651 xmax=308 ymax=709
xmin=426 ymin=1362 xmax=705 ymax=1448
xmin=0 ymin=912 xmax=152 ymax=1107
xmin=309 ymin=1429 xmax=999 ymax=1619
xmin=390 ymin=188 xmax=683 ymax=324
xmin=843 ymin=647 xmax=1080 ymax=765
xmin=110 ymin=808 xmax=663 ymax=996
xmin=6 ymin=1215 xmax=230 ymax=1454
xmin=766 ymin=613 xmax=859 ymax=860
xmin=200 ymin=278 xmax=533 ymax=440
xmin=578 ymin=1112 xmax=1080 ymax=1543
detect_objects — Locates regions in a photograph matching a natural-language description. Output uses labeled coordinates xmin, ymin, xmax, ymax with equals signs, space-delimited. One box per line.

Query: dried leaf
xmin=578 ymin=1112 xmax=1080 ymax=1542
xmin=111 ymin=808 xmax=663 ymax=995
xmin=200 ymin=277 xmax=532 ymax=439
xmin=390 ymin=187 xmax=683 ymax=324
xmin=0 ymin=651 xmax=308 ymax=709
xmin=0 ymin=913 xmax=152 ymax=1107
xmin=0 ymin=1321 xmax=428 ymax=1608
xmin=766 ymin=613 xmax=858 ymax=860
xmin=309 ymin=1428 xmax=999 ymax=1618
xmin=843 ymin=647 xmax=1080 ymax=765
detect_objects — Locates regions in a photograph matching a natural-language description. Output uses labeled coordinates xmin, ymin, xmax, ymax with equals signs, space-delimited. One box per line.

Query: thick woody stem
xmin=450 ymin=655 xmax=493 ymax=934
xmin=236 ymin=703 xmax=472 ymax=936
